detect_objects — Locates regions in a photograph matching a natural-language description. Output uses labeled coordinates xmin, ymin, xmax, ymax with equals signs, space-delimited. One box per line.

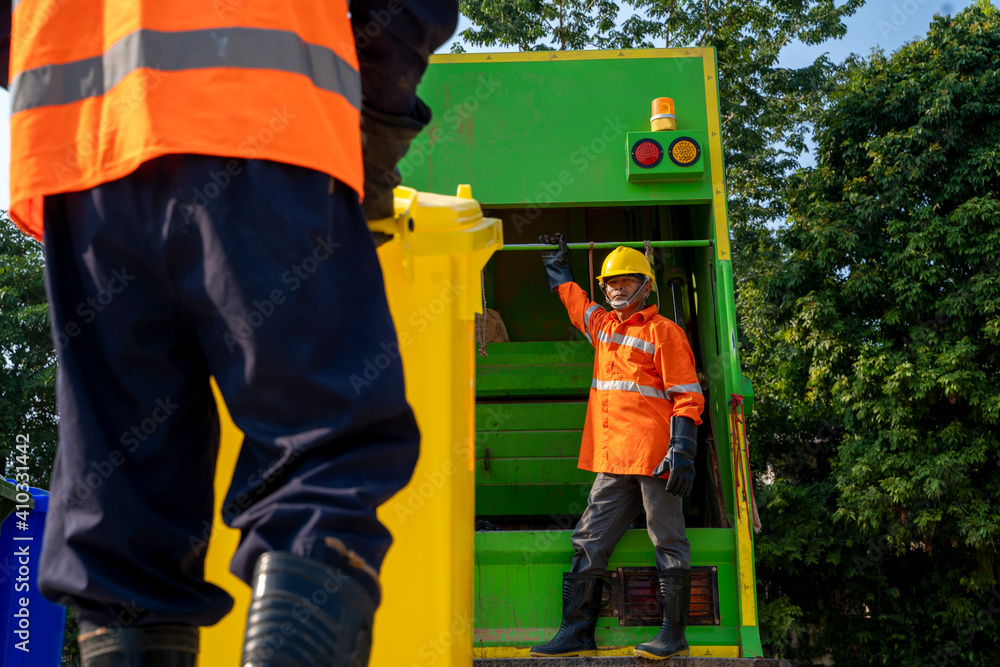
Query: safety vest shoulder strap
xmin=9 ymin=1 xmax=361 ymax=240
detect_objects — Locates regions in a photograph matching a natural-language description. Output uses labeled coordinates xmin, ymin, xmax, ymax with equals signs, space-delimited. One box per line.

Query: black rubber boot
xmin=241 ymin=551 xmax=376 ymax=667
xmin=634 ymin=569 xmax=691 ymax=659
xmin=529 ymin=572 xmax=604 ymax=657
xmin=78 ymin=625 xmax=198 ymax=667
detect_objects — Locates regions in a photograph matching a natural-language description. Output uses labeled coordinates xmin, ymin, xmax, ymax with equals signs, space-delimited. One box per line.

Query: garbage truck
xmin=399 ymin=48 xmax=764 ymax=660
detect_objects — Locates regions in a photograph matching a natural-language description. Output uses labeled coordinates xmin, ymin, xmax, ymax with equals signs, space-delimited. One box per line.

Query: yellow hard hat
xmin=596 ymin=246 xmax=654 ymax=283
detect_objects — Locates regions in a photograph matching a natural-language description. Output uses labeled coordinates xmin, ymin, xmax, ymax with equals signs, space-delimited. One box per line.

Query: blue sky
xmin=0 ymin=0 xmax=977 ymax=210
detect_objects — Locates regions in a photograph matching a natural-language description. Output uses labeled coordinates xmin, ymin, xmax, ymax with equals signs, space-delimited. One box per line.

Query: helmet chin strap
xmin=603 ymin=276 xmax=650 ymax=310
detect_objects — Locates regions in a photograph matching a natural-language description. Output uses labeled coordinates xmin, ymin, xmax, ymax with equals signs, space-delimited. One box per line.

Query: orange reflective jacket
xmin=9 ymin=1 xmax=362 ymax=240
xmin=557 ymin=282 xmax=705 ymax=476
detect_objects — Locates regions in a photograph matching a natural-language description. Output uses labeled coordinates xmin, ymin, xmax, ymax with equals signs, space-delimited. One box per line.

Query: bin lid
xmin=29 ymin=487 xmax=50 ymax=513
xmin=0 ymin=480 xmax=36 ymax=525
xmin=405 ymin=190 xmax=484 ymax=231
xmin=370 ymin=186 xmax=503 ymax=280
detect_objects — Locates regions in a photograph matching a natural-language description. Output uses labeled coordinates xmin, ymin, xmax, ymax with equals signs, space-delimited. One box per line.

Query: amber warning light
xmin=651 ymin=97 xmax=677 ymax=131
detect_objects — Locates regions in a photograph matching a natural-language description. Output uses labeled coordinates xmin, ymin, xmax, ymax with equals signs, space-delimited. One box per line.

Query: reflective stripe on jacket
xmin=9 ymin=1 xmax=362 ymax=240
xmin=557 ymin=281 xmax=705 ymax=476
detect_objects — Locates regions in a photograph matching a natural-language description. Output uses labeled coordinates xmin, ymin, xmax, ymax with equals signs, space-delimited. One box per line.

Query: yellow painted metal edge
xmin=701 ymin=49 xmax=731 ymax=262
xmin=431 ymin=47 xmax=712 ymax=64
xmin=473 ymin=645 xmax=741 ymax=658
xmin=731 ymin=411 xmax=759 ymax=627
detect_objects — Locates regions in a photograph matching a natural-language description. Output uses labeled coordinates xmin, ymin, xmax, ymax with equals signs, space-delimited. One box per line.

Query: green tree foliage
xmin=454 ymin=0 xmax=864 ymax=262
xmin=749 ymin=3 xmax=1000 ymax=663
xmin=0 ymin=215 xmax=57 ymax=487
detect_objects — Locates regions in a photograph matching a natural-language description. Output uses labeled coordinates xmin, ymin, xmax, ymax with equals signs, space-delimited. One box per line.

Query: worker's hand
xmin=539 ymin=233 xmax=574 ymax=291
xmin=360 ymin=99 xmax=432 ymax=224
xmin=540 ymin=233 xmax=569 ymax=262
xmin=653 ymin=415 xmax=698 ymax=497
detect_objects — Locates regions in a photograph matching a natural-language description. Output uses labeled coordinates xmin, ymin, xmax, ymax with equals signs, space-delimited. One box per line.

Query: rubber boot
xmin=529 ymin=572 xmax=604 ymax=657
xmin=634 ymin=569 xmax=691 ymax=659
xmin=78 ymin=625 xmax=198 ymax=667
xmin=241 ymin=551 xmax=376 ymax=667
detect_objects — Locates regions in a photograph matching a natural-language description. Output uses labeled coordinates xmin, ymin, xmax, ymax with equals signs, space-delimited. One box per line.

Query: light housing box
xmin=626 ymin=130 xmax=705 ymax=182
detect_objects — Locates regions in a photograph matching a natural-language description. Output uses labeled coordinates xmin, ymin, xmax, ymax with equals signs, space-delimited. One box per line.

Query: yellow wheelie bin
xmin=198 ymin=186 xmax=502 ymax=667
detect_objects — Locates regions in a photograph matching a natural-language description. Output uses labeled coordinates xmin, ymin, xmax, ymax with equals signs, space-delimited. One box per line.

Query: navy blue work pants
xmin=38 ymin=155 xmax=418 ymax=631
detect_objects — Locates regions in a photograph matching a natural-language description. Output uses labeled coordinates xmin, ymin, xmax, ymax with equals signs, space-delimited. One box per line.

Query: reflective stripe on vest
xmin=11 ymin=27 xmax=361 ymax=114
xmin=583 ymin=304 xmax=601 ymax=345
xmin=592 ymin=378 xmax=668 ymax=400
xmin=8 ymin=1 xmax=362 ymax=241
xmin=591 ymin=378 xmax=703 ymax=401
xmin=596 ymin=329 xmax=656 ymax=354
xmin=666 ymin=382 xmax=703 ymax=396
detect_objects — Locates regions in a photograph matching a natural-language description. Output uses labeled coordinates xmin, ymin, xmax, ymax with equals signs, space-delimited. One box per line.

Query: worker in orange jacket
xmin=3 ymin=2 xmax=456 ymax=665
xmin=531 ymin=234 xmax=705 ymax=660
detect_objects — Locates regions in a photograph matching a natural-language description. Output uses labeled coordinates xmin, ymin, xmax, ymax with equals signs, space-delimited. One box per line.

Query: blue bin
xmin=0 ymin=486 xmax=66 ymax=666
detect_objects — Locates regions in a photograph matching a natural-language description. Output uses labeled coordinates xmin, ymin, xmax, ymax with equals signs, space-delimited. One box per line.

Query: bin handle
xmin=477 ymin=268 xmax=489 ymax=357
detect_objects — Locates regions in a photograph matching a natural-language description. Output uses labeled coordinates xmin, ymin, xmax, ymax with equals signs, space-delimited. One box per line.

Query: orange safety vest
xmin=9 ymin=1 xmax=362 ymax=240
xmin=557 ymin=282 xmax=705 ymax=476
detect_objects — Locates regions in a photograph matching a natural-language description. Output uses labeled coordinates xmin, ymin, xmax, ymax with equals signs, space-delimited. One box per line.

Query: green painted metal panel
xmin=474 ymin=528 xmax=734 ymax=565
xmin=476 ymin=402 xmax=588 ymax=431
xmin=475 ymin=342 xmax=593 ymax=398
xmin=476 ymin=340 xmax=593 ymax=363
xmin=476 ymin=370 xmax=591 ymax=398
xmin=475 ymin=430 xmax=583 ymax=458
xmin=404 ymin=51 xmax=716 ymax=207
xmin=476 ymin=484 xmax=592 ymax=517
xmin=478 ymin=457 xmax=595 ymax=486
xmin=476 ymin=397 xmax=591 ymax=514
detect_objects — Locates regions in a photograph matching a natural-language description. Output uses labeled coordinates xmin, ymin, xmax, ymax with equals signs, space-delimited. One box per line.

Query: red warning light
xmin=631 ymin=139 xmax=664 ymax=168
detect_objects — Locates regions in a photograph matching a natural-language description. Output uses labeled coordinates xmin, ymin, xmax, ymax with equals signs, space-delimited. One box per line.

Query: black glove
xmin=539 ymin=233 xmax=574 ymax=291
xmin=360 ymin=99 xmax=432 ymax=223
xmin=652 ymin=415 xmax=698 ymax=497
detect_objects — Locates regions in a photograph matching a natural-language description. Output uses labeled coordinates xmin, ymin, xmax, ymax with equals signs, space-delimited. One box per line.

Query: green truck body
xmin=403 ymin=48 xmax=762 ymax=659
